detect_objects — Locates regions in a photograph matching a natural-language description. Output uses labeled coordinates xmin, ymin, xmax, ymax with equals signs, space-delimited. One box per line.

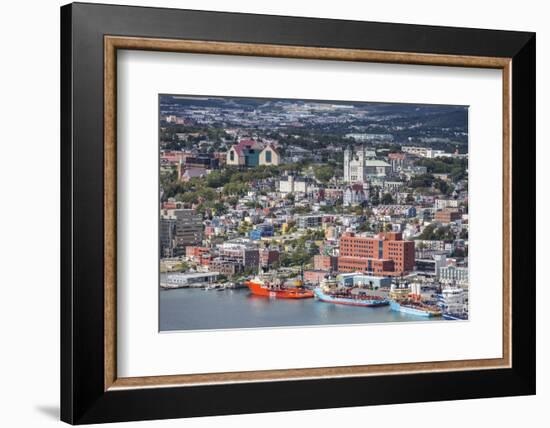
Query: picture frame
xmin=61 ymin=2 xmax=535 ymax=424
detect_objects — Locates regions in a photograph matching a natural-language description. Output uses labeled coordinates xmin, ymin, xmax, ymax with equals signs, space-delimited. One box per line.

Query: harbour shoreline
xmin=159 ymin=287 xmax=453 ymax=331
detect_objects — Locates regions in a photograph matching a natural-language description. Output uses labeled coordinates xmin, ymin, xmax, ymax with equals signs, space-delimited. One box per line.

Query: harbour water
xmin=159 ymin=287 xmax=445 ymax=332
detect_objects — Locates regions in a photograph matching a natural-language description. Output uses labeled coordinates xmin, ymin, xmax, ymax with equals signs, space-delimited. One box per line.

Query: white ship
xmin=438 ymin=285 xmax=468 ymax=320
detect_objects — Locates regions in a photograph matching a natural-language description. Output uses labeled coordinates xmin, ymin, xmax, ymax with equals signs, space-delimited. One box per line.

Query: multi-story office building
xmin=279 ymin=175 xmax=312 ymax=194
xmin=415 ymin=253 xmax=447 ymax=278
xmin=259 ymin=249 xmax=280 ymax=267
xmin=185 ymin=246 xmax=209 ymax=260
xmin=435 ymin=209 xmax=462 ymax=223
xmin=209 ymin=259 xmax=242 ymax=276
xmin=218 ymin=247 xmax=259 ymax=268
xmin=160 ymin=216 xmax=176 ymax=257
xmin=439 ymin=265 xmax=469 ymax=285
xmin=174 ymin=209 xmax=203 ymax=251
xmin=303 ymin=270 xmax=329 ymax=284
xmin=313 ymin=255 xmax=338 ymax=271
xmin=296 ymin=215 xmax=322 ymax=229
xmin=184 ymin=154 xmax=220 ymax=169
xmin=337 ymin=231 xmax=415 ymax=276
xmin=402 ymin=146 xmax=447 ymax=158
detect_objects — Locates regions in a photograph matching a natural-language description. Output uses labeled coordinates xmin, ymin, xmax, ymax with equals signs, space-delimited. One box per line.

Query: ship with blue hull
xmin=389 ymin=300 xmax=442 ymax=317
xmin=442 ymin=312 xmax=468 ymax=320
xmin=313 ymin=287 xmax=389 ymax=307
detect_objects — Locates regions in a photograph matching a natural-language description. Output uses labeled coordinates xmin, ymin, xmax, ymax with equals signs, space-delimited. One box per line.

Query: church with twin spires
xmin=343 ymin=146 xmax=391 ymax=183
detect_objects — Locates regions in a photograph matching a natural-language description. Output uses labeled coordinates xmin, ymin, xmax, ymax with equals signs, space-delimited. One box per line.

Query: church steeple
xmin=344 ymin=146 xmax=351 ymax=183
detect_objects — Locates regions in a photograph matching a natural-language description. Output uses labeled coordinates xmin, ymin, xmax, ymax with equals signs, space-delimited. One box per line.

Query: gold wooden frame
xmin=104 ymin=36 xmax=512 ymax=391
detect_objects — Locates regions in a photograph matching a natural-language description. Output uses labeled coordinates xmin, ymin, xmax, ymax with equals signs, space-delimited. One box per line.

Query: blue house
xmin=249 ymin=224 xmax=274 ymax=240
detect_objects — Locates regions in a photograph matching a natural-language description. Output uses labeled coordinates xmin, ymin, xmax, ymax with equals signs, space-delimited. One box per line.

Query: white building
xmin=161 ymin=272 xmax=219 ymax=289
xmin=433 ymin=253 xmax=448 ymax=278
xmin=435 ymin=199 xmax=460 ymax=210
xmin=343 ymin=185 xmax=366 ymax=207
xmin=415 ymin=253 xmax=447 ymax=277
xmin=364 ymin=159 xmax=391 ymax=177
xmin=279 ymin=175 xmax=311 ymax=194
xmin=383 ymin=181 xmax=404 ymax=191
xmin=345 ymin=133 xmax=393 ymax=142
xmin=402 ymin=146 xmax=451 ymax=159
xmin=439 ymin=265 xmax=469 ymax=285
xmin=344 ymin=147 xmax=390 ymax=183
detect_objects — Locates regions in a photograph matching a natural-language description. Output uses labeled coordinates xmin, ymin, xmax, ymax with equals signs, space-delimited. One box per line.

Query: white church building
xmin=343 ymin=147 xmax=391 ymax=183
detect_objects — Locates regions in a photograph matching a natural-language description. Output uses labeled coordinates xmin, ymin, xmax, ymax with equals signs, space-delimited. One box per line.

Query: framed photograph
xmin=61 ymin=2 xmax=535 ymax=424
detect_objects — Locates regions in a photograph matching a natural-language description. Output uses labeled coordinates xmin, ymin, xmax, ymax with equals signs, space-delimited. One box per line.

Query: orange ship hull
xmin=245 ymin=281 xmax=314 ymax=299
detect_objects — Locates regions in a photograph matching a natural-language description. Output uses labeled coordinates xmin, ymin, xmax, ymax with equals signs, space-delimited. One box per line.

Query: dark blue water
xmin=159 ymin=288 xmax=443 ymax=331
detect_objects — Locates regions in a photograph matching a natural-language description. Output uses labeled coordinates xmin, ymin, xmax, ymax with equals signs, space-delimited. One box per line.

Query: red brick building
xmin=259 ymin=249 xmax=279 ymax=267
xmin=200 ymin=254 xmax=211 ymax=266
xmin=337 ymin=257 xmax=395 ymax=275
xmin=160 ymin=150 xmax=191 ymax=164
xmin=313 ymin=255 xmax=338 ymax=272
xmin=303 ymin=270 xmax=328 ymax=284
xmin=337 ymin=232 xmax=414 ymax=276
xmin=435 ymin=209 xmax=462 ymax=223
xmin=185 ymin=246 xmax=209 ymax=260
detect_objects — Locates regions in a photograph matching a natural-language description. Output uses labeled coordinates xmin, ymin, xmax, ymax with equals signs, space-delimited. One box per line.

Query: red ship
xmin=245 ymin=277 xmax=314 ymax=299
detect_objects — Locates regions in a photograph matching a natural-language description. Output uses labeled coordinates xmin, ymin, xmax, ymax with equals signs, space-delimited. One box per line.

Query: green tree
xmin=197 ymin=187 xmax=217 ymax=201
xmin=176 ymin=192 xmax=199 ymax=204
xmin=410 ymin=174 xmax=435 ymax=189
xmin=418 ymin=224 xmax=455 ymax=241
xmin=381 ymin=193 xmax=394 ymax=204
xmin=172 ymin=262 xmax=190 ymax=272
xmin=223 ymin=182 xmax=249 ymax=196
xmin=290 ymin=249 xmax=312 ymax=267
xmin=313 ymin=164 xmax=335 ymax=183
xmin=292 ymin=206 xmax=310 ymax=215
xmin=417 ymin=224 xmax=437 ymax=240
xmin=308 ymin=242 xmax=320 ymax=256
xmin=211 ymin=201 xmax=227 ymax=216
xmin=205 ymin=171 xmax=230 ymax=188
xmin=357 ymin=222 xmax=371 ymax=232
xmin=434 ymin=179 xmax=451 ymax=196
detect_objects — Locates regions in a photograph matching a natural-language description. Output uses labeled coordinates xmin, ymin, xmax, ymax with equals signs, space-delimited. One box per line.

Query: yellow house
xmin=258 ymin=145 xmax=280 ymax=166
xmin=226 ymin=146 xmax=243 ymax=166
xmin=226 ymin=142 xmax=280 ymax=167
